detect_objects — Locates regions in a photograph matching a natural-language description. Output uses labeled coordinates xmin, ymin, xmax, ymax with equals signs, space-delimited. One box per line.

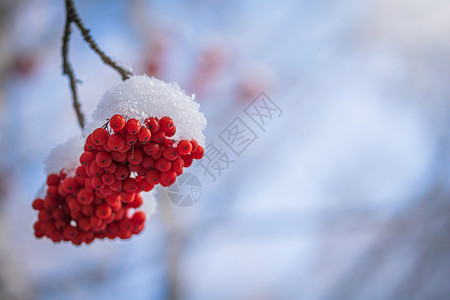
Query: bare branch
xmin=67 ymin=0 xmax=132 ymax=81
xmin=61 ymin=0 xmax=133 ymax=130
xmin=62 ymin=0 xmax=85 ymax=129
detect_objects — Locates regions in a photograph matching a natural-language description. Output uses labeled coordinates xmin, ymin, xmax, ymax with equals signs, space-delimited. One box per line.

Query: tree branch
xmin=61 ymin=0 xmax=133 ymax=130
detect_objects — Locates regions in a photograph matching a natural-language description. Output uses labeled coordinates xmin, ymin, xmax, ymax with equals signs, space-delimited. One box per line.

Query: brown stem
xmin=61 ymin=0 xmax=133 ymax=130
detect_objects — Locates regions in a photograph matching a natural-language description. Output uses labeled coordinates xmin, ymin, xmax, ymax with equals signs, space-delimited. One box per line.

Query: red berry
xmin=114 ymin=165 xmax=130 ymax=181
xmin=143 ymin=142 xmax=160 ymax=155
xmin=32 ymin=198 xmax=44 ymax=210
xmin=182 ymin=155 xmax=194 ymax=167
xmin=142 ymin=156 xmax=155 ymax=169
xmin=151 ymin=131 xmax=166 ymax=145
xmin=159 ymin=116 xmax=174 ymax=132
xmin=109 ymin=179 xmax=123 ymax=192
xmin=145 ymin=117 xmax=160 ymax=133
xmin=38 ymin=210 xmax=51 ymax=222
xmin=79 ymin=203 xmax=94 ymax=217
xmin=41 ymin=221 xmax=55 ymax=235
xmin=138 ymin=180 xmax=154 ymax=192
xmin=111 ymin=151 xmax=127 ymax=162
xmin=75 ymin=166 xmax=87 ymax=181
xmin=110 ymin=114 xmax=126 ymax=132
xmin=96 ymin=151 xmax=112 ymax=168
xmin=96 ymin=204 xmax=112 ymax=219
xmin=78 ymin=217 xmax=92 ymax=231
xmin=47 ymin=186 xmax=58 ymax=197
xmin=68 ymin=198 xmax=81 ymax=213
xmin=132 ymin=211 xmax=146 ymax=225
xmin=123 ymin=178 xmax=138 ymax=193
xmin=108 ymin=134 xmax=125 ymax=151
xmin=77 ymin=188 xmax=94 ymax=205
xmin=104 ymin=162 xmax=117 ymax=174
xmin=177 ymin=140 xmax=192 ymax=155
xmin=118 ymin=143 xmax=132 ymax=153
xmin=89 ymin=161 xmax=104 ymax=177
xmin=190 ymin=140 xmax=199 ymax=153
xmin=105 ymin=195 xmax=120 ymax=206
xmin=91 ymin=176 xmax=103 ymax=189
xmin=136 ymin=127 xmax=152 ymax=144
xmin=125 ymin=133 xmax=138 ymax=145
xmin=43 ymin=196 xmax=58 ymax=211
xmin=165 ymin=126 xmax=176 ymax=137
xmin=191 ymin=145 xmax=204 ymax=159
xmin=163 ymin=147 xmax=178 ymax=161
xmin=146 ymin=169 xmax=161 ymax=184
xmin=171 ymin=157 xmax=185 ymax=171
xmin=85 ymin=134 xmax=97 ymax=151
xmin=80 ymin=151 xmax=95 ymax=166
xmin=127 ymin=148 xmax=144 ymax=165
xmin=126 ymin=119 xmax=141 ymax=135
xmin=119 ymin=218 xmax=133 ymax=232
xmin=90 ymin=216 xmax=102 ymax=228
xmin=54 ymin=219 xmax=66 ymax=231
xmin=102 ymin=173 xmax=115 ymax=185
xmin=91 ymin=128 xmax=109 ymax=145
xmin=63 ymin=226 xmax=78 ymax=239
xmin=120 ymin=191 xmax=135 ymax=203
xmin=47 ymin=174 xmax=60 ymax=186
xmin=161 ymin=171 xmax=177 ymax=186
xmin=51 ymin=208 xmax=65 ymax=220
xmin=62 ymin=177 xmax=79 ymax=194
xmin=127 ymin=194 xmax=143 ymax=208
xmin=155 ymin=158 xmax=172 ymax=172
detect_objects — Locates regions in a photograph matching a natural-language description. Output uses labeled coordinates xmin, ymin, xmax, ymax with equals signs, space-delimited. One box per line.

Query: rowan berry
xmin=32 ymin=198 xmax=44 ymax=210
xmin=111 ymin=151 xmax=127 ymax=162
xmin=54 ymin=219 xmax=66 ymax=231
xmin=190 ymin=140 xmax=199 ymax=153
xmin=89 ymin=161 xmax=104 ymax=177
xmin=161 ymin=171 xmax=177 ymax=186
xmin=191 ymin=145 xmax=204 ymax=159
xmin=47 ymin=186 xmax=58 ymax=198
xmin=63 ymin=225 xmax=78 ymax=239
xmin=137 ymin=127 xmax=151 ymax=144
xmin=41 ymin=221 xmax=55 ymax=235
xmin=105 ymin=195 xmax=120 ymax=206
xmin=118 ymin=143 xmax=132 ymax=153
xmin=143 ymin=142 xmax=159 ymax=155
xmin=119 ymin=218 xmax=133 ymax=232
xmin=171 ymin=157 xmax=185 ymax=171
xmin=132 ymin=211 xmax=146 ymax=225
xmin=110 ymin=114 xmax=126 ymax=132
xmin=163 ymin=147 xmax=178 ymax=161
xmin=182 ymin=155 xmax=194 ymax=167
xmin=165 ymin=126 xmax=176 ymax=137
xmin=151 ymin=131 xmax=166 ymax=145
xmin=90 ymin=216 xmax=102 ymax=228
xmin=159 ymin=116 xmax=174 ymax=132
xmin=101 ymin=173 xmax=114 ymax=185
xmin=81 ymin=203 xmax=95 ymax=216
xmin=91 ymin=128 xmax=109 ymax=145
xmin=104 ymin=162 xmax=117 ymax=174
xmin=146 ymin=169 xmax=161 ymax=184
xmin=79 ymin=151 xmax=95 ymax=166
xmin=96 ymin=151 xmax=112 ymax=168
xmin=95 ymin=204 xmax=112 ymax=219
xmin=120 ymin=191 xmax=135 ymax=203
xmin=109 ymin=179 xmax=123 ymax=192
xmin=47 ymin=174 xmax=60 ymax=186
xmin=127 ymin=148 xmax=144 ymax=165
xmin=91 ymin=176 xmax=103 ymax=189
xmin=144 ymin=117 xmax=159 ymax=133
xmin=142 ymin=156 xmax=155 ymax=169
xmin=125 ymin=133 xmax=138 ymax=145
xmin=62 ymin=177 xmax=79 ymax=194
xmin=114 ymin=165 xmax=130 ymax=181
xmin=155 ymin=158 xmax=171 ymax=172
xmin=38 ymin=210 xmax=51 ymax=222
xmin=138 ymin=179 xmax=154 ymax=192
xmin=77 ymin=188 xmax=94 ymax=205
xmin=177 ymin=140 xmax=192 ymax=155
xmin=123 ymin=178 xmax=138 ymax=193
xmin=126 ymin=118 xmax=141 ymax=135
xmin=108 ymin=134 xmax=125 ymax=151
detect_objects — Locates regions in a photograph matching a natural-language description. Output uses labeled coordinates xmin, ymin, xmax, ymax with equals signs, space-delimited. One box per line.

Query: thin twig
xmin=62 ymin=0 xmax=85 ymax=129
xmin=66 ymin=0 xmax=132 ymax=81
xmin=61 ymin=0 xmax=133 ymax=129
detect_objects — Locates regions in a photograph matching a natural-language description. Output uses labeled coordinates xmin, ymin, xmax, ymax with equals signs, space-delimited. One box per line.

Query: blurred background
xmin=0 ymin=0 xmax=449 ymax=299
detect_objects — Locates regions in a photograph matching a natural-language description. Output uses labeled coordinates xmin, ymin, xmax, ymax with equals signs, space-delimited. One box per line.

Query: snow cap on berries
xmin=84 ymin=75 xmax=207 ymax=146
xmin=44 ymin=136 xmax=84 ymax=177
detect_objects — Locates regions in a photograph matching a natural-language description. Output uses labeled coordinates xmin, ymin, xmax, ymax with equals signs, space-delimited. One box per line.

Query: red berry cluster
xmin=32 ymin=115 xmax=204 ymax=245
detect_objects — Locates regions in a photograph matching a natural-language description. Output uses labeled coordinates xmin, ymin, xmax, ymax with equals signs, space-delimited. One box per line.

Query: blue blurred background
xmin=0 ymin=0 xmax=449 ymax=299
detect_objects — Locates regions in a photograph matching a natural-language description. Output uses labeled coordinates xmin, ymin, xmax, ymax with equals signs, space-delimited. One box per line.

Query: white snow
xmin=84 ymin=75 xmax=207 ymax=146
xmin=44 ymin=135 xmax=84 ymax=177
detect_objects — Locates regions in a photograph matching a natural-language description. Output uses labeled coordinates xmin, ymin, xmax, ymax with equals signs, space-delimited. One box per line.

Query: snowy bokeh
xmin=0 ymin=0 xmax=449 ymax=300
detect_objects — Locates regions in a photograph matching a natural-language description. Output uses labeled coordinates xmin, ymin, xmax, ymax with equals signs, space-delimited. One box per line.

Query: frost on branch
xmin=84 ymin=75 xmax=207 ymax=147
